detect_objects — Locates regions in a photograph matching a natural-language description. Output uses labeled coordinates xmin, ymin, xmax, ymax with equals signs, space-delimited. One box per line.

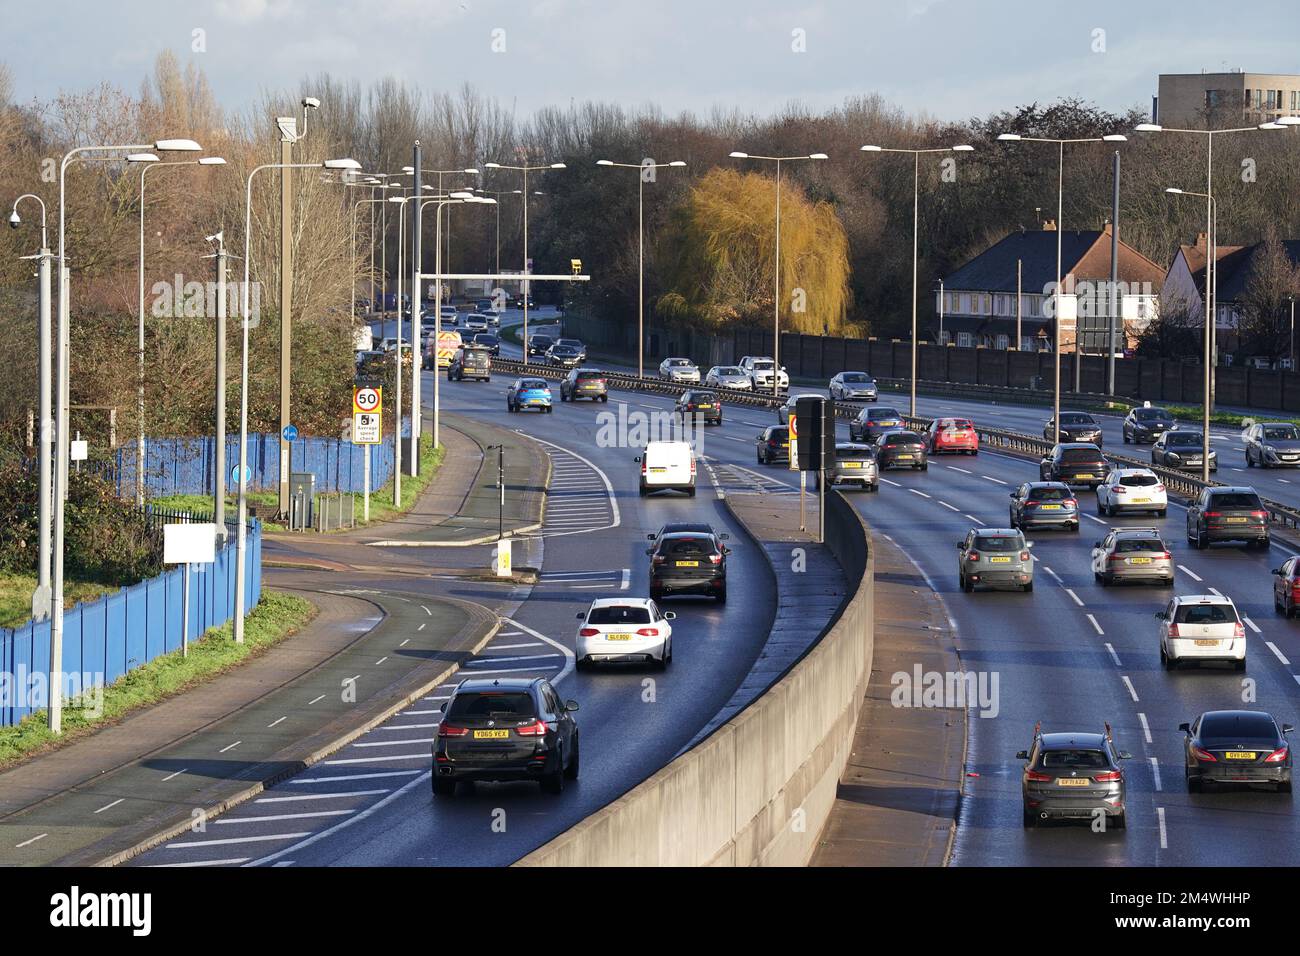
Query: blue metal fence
xmin=0 ymin=519 xmax=263 ymax=727
xmin=113 ymin=422 xmax=409 ymax=498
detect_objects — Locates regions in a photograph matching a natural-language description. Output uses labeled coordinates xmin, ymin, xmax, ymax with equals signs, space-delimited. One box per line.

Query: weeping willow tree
xmin=655 ymin=167 xmax=852 ymax=335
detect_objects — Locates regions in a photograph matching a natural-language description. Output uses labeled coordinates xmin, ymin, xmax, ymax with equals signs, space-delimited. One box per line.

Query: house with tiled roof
xmin=936 ymin=222 xmax=1165 ymax=352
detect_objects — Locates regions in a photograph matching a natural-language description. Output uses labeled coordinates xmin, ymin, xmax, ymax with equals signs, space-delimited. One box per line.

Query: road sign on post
xmin=352 ymin=386 xmax=382 ymax=522
xmin=164 ymin=522 xmax=218 ymax=659
xmin=495 ymin=539 xmax=512 ymax=577
xmin=282 ymin=424 xmax=299 ymax=443
xmin=787 ymin=411 xmax=799 ymax=472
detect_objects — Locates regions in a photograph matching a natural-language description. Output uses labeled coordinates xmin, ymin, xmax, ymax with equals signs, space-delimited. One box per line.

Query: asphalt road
xmin=128 ymin=355 xmax=779 ymax=867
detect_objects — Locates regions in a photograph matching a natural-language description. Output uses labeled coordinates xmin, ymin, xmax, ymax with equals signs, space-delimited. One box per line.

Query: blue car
xmin=507 ymin=377 xmax=553 ymax=413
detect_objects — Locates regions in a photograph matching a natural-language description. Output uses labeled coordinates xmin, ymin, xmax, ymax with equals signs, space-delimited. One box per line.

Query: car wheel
xmin=638 ymin=484 xmax=648 ymax=497
xmin=961 ymin=574 xmax=973 ymax=593
xmin=1123 ymin=431 xmax=1130 ymax=444
xmin=1009 ymin=511 xmax=1017 ymax=528
xmin=1070 ymin=522 xmax=1079 ymax=533
xmin=1187 ymin=772 xmax=1202 ymax=793
xmin=1112 ymin=812 xmax=1126 ymax=831
xmin=1235 ymin=658 xmax=1247 ymax=672
xmin=1097 ymin=498 xmax=1106 ymax=516
xmin=686 ymin=486 xmax=696 ymax=498
xmin=1162 ymin=645 xmax=1176 ymax=670
xmin=601 ymin=394 xmax=608 ymax=403
xmin=545 ymin=405 xmax=553 ymax=413
xmin=757 ymin=450 xmax=764 ymax=464
xmin=1022 ymin=581 xmax=1033 ymax=593
xmin=1247 ymin=452 xmax=1254 ymax=467
xmin=1279 ymin=779 xmax=1293 ymax=794
xmin=564 ymin=735 xmax=581 ymax=780
xmin=920 ymin=462 xmax=929 ymax=471
xmin=432 ymin=776 xmax=455 ymax=797
xmin=1023 ymin=807 xmax=1036 ymax=828
xmin=542 ymin=757 xmax=565 ymax=795
xmin=1156 ymin=508 xmax=1166 ymax=518
xmin=1196 ymin=529 xmax=1207 ymax=550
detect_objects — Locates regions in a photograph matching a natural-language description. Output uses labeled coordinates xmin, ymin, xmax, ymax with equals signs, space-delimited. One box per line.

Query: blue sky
xmin=7 ymin=0 xmax=1297 ymax=122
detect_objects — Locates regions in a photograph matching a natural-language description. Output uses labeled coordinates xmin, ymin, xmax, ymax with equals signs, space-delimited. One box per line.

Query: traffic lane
xmin=252 ymin=379 xmax=774 ymax=866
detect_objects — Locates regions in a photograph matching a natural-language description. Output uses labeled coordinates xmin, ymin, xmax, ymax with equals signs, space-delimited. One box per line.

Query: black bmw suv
xmin=647 ymin=529 xmax=730 ymax=602
xmin=1039 ymin=442 xmax=1108 ymax=488
xmin=432 ymin=678 xmax=579 ymax=796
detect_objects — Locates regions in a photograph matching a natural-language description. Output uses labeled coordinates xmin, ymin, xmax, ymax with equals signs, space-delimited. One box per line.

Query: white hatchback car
xmin=1157 ymin=594 xmax=1246 ymax=671
xmin=575 ymin=598 xmax=675 ymax=670
xmin=636 ymin=440 xmax=696 ymax=497
xmin=1096 ymin=468 xmax=1167 ymax=518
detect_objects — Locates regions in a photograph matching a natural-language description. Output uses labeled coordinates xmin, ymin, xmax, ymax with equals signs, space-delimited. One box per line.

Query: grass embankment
xmin=0 ymin=592 xmax=314 ymax=768
xmin=0 ymin=575 xmax=122 ymax=630
xmin=147 ymin=439 xmax=445 ymax=532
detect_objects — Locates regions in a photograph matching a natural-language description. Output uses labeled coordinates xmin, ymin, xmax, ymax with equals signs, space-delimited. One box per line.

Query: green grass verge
xmin=0 ymin=591 xmax=315 ymax=769
xmin=0 ymin=574 xmax=123 ymax=630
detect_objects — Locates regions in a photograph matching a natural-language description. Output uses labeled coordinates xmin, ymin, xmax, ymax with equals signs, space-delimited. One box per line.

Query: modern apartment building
xmin=1156 ymin=71 xmax=1300 ymax=126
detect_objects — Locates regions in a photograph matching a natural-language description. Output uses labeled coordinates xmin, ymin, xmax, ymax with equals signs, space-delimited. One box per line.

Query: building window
xmin=996 ymin=334 xmax=1009 ymax=350
xmin=957 ymin=332 xmax=973 ymax=348
xmin=1020 ymin=335 xmax=1034 ymax=352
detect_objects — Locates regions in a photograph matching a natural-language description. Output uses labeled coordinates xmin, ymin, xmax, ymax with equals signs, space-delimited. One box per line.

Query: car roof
xmin=1172 ymin=593 xmax=1235 ymax=605
xmin=656 ymin=522 xmax=713 ymax=535
xmin=1207 ymin=486 xmax=1259 ymax=495
xmin=1110 ymin=526 xmax=1162 ymax=536
xmin=1112 ymin=467 xmax=1156 ymax=475
xmin=645 ymin=439 xmax=692 ymax=450
xmin=454 ymin=677 xmax=539 ymax=693
xmin=660 ymin=531 xmax=719 ymax=544
xmin=589 ymin=597 xmax=654 ymax=608
xmin=1026 ymin=481 xmax=1070 ymax=490
xmin=1039 ymin=732 xmax=1108 ymax=750
xmin=1056 ymin=442 xmax=1102 ymax=450
xmin=835 ymin=442 xmax=873 ymax=452
xmin=975 ymin=527 xmax=1020 ymax=536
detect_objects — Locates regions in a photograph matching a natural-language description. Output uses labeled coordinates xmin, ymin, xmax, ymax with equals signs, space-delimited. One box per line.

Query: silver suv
xmin=1090 ymin=527 xmax=1174 ymax=587
xmin=814 ymin=443 xmax=879 ymax=492
xmin=957 ymin=527 xmax=1034 ymax=593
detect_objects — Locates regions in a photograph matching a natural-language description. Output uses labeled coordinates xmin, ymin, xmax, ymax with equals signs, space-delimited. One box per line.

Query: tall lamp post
xmin=234 ymin=157 xmax=359 ymax=646
xmin=475 ymin=187 xmax=522 ymax=275
xmin=727 ymin=150 xmax=828 ymax=397
xmin=51 ymin=138 xmax=202 ymax=734
xmin=1165 ymin=187 xmax=1218 ymax=483
xmin=860 ymin=143 xmax=973 ymax=416
xmin=482 ymin=159 xmax=568 ymax=365
xmin=995 ymin=132 xmax=1127 ymax=441
xmin=595 ymin=159 xmax=686 ymax=380
xmin=136 ymin=155 xmax=226 ymax=505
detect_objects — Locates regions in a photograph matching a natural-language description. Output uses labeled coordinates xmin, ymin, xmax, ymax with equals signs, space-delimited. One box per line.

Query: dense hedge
xmin=0 ymin=465 xmax=162 ymax=585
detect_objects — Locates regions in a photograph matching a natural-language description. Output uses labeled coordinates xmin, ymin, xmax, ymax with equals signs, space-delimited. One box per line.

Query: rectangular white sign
xmin=163 ymin=523 xmax=218 ymax=565
xmin=353 ymin=411 xmax=382 ymax=445
xmin=495 ymin=539 xmax=512 ymax=577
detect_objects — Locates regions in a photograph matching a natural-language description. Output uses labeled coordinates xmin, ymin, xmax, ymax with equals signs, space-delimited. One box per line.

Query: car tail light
xmin=651 ymin=554 xmax=666 ymax=565
xmin=1065 ymin=499 xmax=1078 ymax=508
xmin=1025 ymin=769 xmax=1052 ymax=782
xmin=967 ymin=552 xmax=980 ymax=562
xmin=515 ymin=719 xmax=547 ymax=736
xmin=1252 ymin=510 xmax=1268 ymax=519
xmin=1024 ymin=500 xmax=1038 ymax=507
xmin=708 ymin=553 xmax=722 ymax=565
xmin=1108 ymin=554 xmax=1126 ymax=562
xmin=1191 ymin=746 xmax=1217 ymax=763
xmin=636 ymin=628 xmax=659 ymax=637
xmin=1114 ymin=486 xmax=1127 ymax=494
xmin=1264 ymin=746 xmax=1289 ymax=764
xmin=1203 ymin=511 xmax=1220 ymax=518
xmin=690 ymin=459 xmax=697 ymax=475
xmin=1156 ymin=484 xmax=1165 ymax=492
xmin=1020 ymin=552 xmax=1030 ymax=561
xmin=1093 ymin=770 xmax=1122 ymax=782
xmin=438 ymin=723 xmax=469 ymax=737
xmin=1167 ymin=623 xmax=1179 ymax=638
xmin=769 ymin=439 xmax=778 ymax=447
xmin=1234 ymin=623 xmax=1246 ymax=640
xmin=579 ymin=627 xmax=600 ymax=637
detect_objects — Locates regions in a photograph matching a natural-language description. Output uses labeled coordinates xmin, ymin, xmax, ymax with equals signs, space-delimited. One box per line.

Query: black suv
xmin=1186 ymin=486 xmax=1270 ymax=550
xmin=1045 ymin=411 xmax=1103 ymax=446
xmin=874 ymin=429 xmax=928 ymax=470
xmin=560 ymin=368 xmax=608 ymax=402
xmin=675 ymin=388 xmax=722 ymax=425
xmin=432 ymin=677 xmax=579 ymax=796
xmin=527 ymin=333 xmax=555 ymax=357
xmin=1039 ymin=443 xmax=1108 ymax=488
xmin=647 ymin=529 xmax=730 ymax=602
xmin=1122 ymin=405 xmax=1176 ymax=444
xmin=1018 ymin=723 xmax=1131 ymax=829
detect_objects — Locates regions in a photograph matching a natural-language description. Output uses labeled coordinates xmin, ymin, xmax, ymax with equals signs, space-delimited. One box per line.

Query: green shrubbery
xmin=0 ymin=465 xmax=162 ymax=585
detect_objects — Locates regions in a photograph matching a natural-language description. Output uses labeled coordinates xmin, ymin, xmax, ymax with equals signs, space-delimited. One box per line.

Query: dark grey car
xmin=1123 ymin=405 xmax=1176 ymax=444
xmin=849 ymin=406 xmax=905 ymax=443
xmin=1009 ymin=481 xmax=1079 ymax=532
xmin=1151 ymin=430 xmax=1217 ymax=472
xmin=1045 ymin=411 xmax=1103 ymax=446
xmin=813 ymin=442 xmax=879 ymax=491
xmin=1186 ymin=486 xmax=1270 ymax=550
xmin=1019 ymin=724 xmax=1131 ymax=829
xmin=958 ymin=527 xmax=1034 ymax=592
xmin=1091 ymin=527 xmax=1175 ymax=586
xmin=1245 ymin=422 xmax=1300 ymax=468
xmin=1182 ymin=710 xmax=1293 ymax=793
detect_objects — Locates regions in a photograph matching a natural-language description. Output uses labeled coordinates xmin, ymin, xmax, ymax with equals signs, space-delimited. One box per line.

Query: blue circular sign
xmin=282 ymin=424 xmax=299 ymax=442
xmin=230 ymin=464 xmax=251 ymax=484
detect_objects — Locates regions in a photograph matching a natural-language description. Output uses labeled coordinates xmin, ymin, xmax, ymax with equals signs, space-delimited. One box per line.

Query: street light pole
xmin=595 ymin=159 xmax=686 ymax=380
xmin=860 ymin=142 xmax=974 ymax=417
xmin=729 ymin=151 xmax=829 ymax=397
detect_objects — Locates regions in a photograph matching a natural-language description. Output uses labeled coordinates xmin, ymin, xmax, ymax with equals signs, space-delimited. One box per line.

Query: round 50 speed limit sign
xmin=354 ymin=386 xmax=382 ymax=414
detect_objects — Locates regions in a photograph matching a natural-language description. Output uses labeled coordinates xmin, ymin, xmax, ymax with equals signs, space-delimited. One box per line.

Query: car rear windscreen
xmin=691 ymin=391 xmax=717 ymax=402
xmin=1208 ymin=493 xmax=1263 ymax=509
xmin=870 ymin=409 xmax=901 ymax=420
xmin=1115 ymin=538 xmax=1163 ymax=553
xmin=1061 ymin=449 xmax=1103 ymax=463
xmin=575 ymin=371 xmax=604 ymax=381
xmin=1119 ymin=474 xmax=1159 ymax=486
xmin=447 ymin=691 xmax=536 ymax=719
xmin=521 ymin=380 xmax=547 ymax=390
xmin=588 ymin=606 xmax=652 ymax=625
xmin=842 ymin=373 xmax=871 ymax=383
xmin=1040 ymin=749 xmax=1108 ymax=770
xmin=1174 ymin=604 xmax=1238 ymax=625
xmin=662 ymin=537 xmax=717 ymax=557
xmin=884 ymin=432 xmax=921 ymax=444
xmin=1134 ymin=408 xmax=1169 ymax=421
xmin=1201 ymin=713 xmax=1276 ymax=738
xmin=974 ymin=535 xmax=1022 ymax=552
xmin=1028 ymin=486 xmax=1070 ymax=500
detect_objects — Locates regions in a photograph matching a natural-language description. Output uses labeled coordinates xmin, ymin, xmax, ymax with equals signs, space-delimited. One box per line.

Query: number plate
xmin=1132 ymin=498 xmax=1151 ymax=503
xmin=1055 ymin=778 xmax=1090 ymax=787
xmin=1193 ymin=639 xmax=1220 ymax=646
xmin=842 ymin=461 xmax=862 ymax=469
xmin=1128 ymin=557 xmax=1152 ymax=564
xmin=606 ymin=633 xmax=632 ymax=641
xmin=1225 ymin=517 xmax=1248 ymax=523
xmin=1074 ymin=473 xmax=1093 ymax=480
xmin=989 ymin=556 xmax=1012 ymax=563
xmin=675 ymin=560 xmax=700 ymax=567
xmin=1039 ymin=504 xmax=1061 ymax=510
xmin=895 ymin=454 xmax=914 ymax=460
xmin=473 ymin=729 xmax=510 ymax=739
xmin=1225 ymin=751 xmax=1257 ymax=760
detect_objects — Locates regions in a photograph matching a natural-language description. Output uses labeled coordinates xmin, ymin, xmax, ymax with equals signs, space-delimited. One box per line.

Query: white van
xmin=636 ymin=441 xmax=696 ymax=497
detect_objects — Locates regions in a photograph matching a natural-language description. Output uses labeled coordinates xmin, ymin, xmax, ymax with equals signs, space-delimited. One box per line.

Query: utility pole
xmin=210 ymin=232 xmax=229 ymax=539
xmin=1016 ymin=258 xmax=1022 ymax=351
xmin=276 ymin=116 xmax=295 ymax=519
xmin=410 ymin=142 xmax=422 ymax=475
xmin=1107 ymin=149 xmax=1121 ymax=396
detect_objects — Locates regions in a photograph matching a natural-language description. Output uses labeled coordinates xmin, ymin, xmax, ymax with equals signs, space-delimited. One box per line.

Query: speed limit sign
xmin=788 ymin=411 xmax=800 ymax=471
xmin=353 ymin=386 xmax=382 ymax=414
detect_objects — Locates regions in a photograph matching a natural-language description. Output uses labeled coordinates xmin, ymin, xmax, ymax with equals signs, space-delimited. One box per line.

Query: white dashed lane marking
xmin=1121 ymin=676 xmax=1139 ymax=702
xmin=1177 ymin=565 xmax=1202 ymax=582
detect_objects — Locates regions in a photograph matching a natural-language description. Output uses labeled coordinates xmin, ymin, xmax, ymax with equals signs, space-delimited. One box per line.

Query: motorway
xmin=128 ymin=310 xmax=1300 ymax=866
xmin=493 ymin=310 xmax=1300 ymax=865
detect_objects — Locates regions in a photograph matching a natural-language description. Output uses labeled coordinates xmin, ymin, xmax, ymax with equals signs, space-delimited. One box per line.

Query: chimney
xmin=1042 ymin=219 xmax=1057 ymax=231
xmin=1195 ymin=232 xmax=1208 ymax=250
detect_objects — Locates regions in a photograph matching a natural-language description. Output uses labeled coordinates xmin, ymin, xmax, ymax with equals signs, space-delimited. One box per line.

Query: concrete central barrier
xmin=516 ymin=491 xmax=873 ymax=867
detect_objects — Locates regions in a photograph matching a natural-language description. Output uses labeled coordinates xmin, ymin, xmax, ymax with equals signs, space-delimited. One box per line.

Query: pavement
xmin=810 ymin=530 xmax=966 ymax=866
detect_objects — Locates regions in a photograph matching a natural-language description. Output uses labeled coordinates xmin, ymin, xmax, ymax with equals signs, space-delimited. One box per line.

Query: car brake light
xmin=1024 ymin=500 xmax=1038 ymax=507
xmin=579 ymin=627 xmax=600 ymax=637
xmin=1025 ymin=769 xmax=1052 ymax=782
xmin=1156 ymin=484 xmax=1165 ymax=492
xmin=1191 ymin=747 xmax=1217 ymax=763
xmin=1203 ymin=511 xmax=1220 ymax=518
xmin=438 ymin=723 xmax=469 ymax=737
xmin=651 ymin=554 xmax=666 ymax=565
xmin=1108 ymin=554 xmax=1126 ymax=562
xmin=1114 ymin=486 xmax=1127 ymax=494
xmin=1168 ymin=623 xmax=1179 ymax=638
xmin=1020 ymin=552 xmax=1030 ymax=561
xmin=636 ymin=628 xmax=659 ymax=637
xmin=1065 ymin=499 xmax=1077 ymax=508
xmin=1161 ymin=552 xmax=1171 ymax=560
xmin=1264 ymin=746 xmax=1289 ymax=763
xmin=1093 ymin=771 xmax=1122 ymax=782
xmin=1252 ymin=511 xmax=1268 ymax=519
xmin=967 ymin=552 xmax=980 ymax=562
xmin=1234 ymin=623 xmax=1246 ymax=640
xmin=515 ymin=719 xmax=547 ymax=736
xmin=708 ymin=553 xmax=722 ymax=565
xmin=769 ymin=439 xmax=778 ymax=447
xmin=690 ymin=459 xmax=697 ymax=475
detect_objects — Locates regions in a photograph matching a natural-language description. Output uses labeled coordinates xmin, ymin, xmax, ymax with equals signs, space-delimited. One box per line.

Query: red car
xmin=927 ymin=417 xmax=979 ymax=455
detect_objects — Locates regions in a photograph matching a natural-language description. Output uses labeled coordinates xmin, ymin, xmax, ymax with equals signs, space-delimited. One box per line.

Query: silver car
xmin=659 ymin=357 xmax=700 ymax=383
xmin=829 ymin=371 xmax=878 ymax=402
xmin=958 ymin=527 xmax=1034 ymax=593
xmin=706 ymin=365 xmax=752 ymax=390
xmin=813 ymin=443 xmax=879 ymax=492
xmin=1090 ymin=527 xmax=1175 ymax=586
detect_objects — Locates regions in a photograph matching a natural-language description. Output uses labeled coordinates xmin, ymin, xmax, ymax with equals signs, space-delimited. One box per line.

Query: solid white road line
xmin=466 ymin=653 xmax=564 ymax=665
xmin=981 ymin=475 xmax=1008 ymax=485
xmin=939 ymin=501 xmax=961 ymax=512
xmin=491 ymin=642 xmax=544 ymax=650
xmin=321 ymin=754 xmax=428 ymax=766
xmin=1243 ymin=616 xmax=1261 ymax=634
xmin=255 ymin=790 xmax=391 ymax=804
xmin=167 ymin=833 xmax=311 ymax=849
xmin=501 ymin=617 xmax=575 ymax=685
xmin=1042 ymin=566 xmax=1063 ymax=584
xmin=161 ymin=769 xmax=187 ymax=781
xmin=308 ymin=695 xmax=326 ymax=705
xmin=880 ymin=477 xmax=902 ymax=487
xmin=964 ymin=514 xmax=984 ymax=525
xmin=351 ymin=737 xmax=435 ymax=748
xmin=1177 ymin=565 xmax=1202 ymax=582
xmin=909 ymin=489 xmax=931 ymax=499
xmin=290 ymin=770 xmax=421 ymax=785
xmin=1121 ymin=676 xmax=1139 ymax=702
xmin=93 ymin=798 xmax=124 ymax=814
xmin=215 ymin=810 xmax=354 ymax=824
xmin=1266 ymin=641 xmax=1291 ymax=665
xmin=373 ymin=723 xmax=440 ymax=731
xmin=1138 ymin=712 xmax=1152 ymax=744
xmin=1083 ymin=514 xmax=1106 ymax=524
xmin=267 ymin=716 xmax=288 ymax=728
xmin=947 ymin=466 xmax=972 ymax=474
xmin=219 ymin=741 xmax=242 ymax=753
xmin=150 ymin=857 xmax=250 ymax=867
xmin=14 ymin=833 xmax=46 ymax=848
